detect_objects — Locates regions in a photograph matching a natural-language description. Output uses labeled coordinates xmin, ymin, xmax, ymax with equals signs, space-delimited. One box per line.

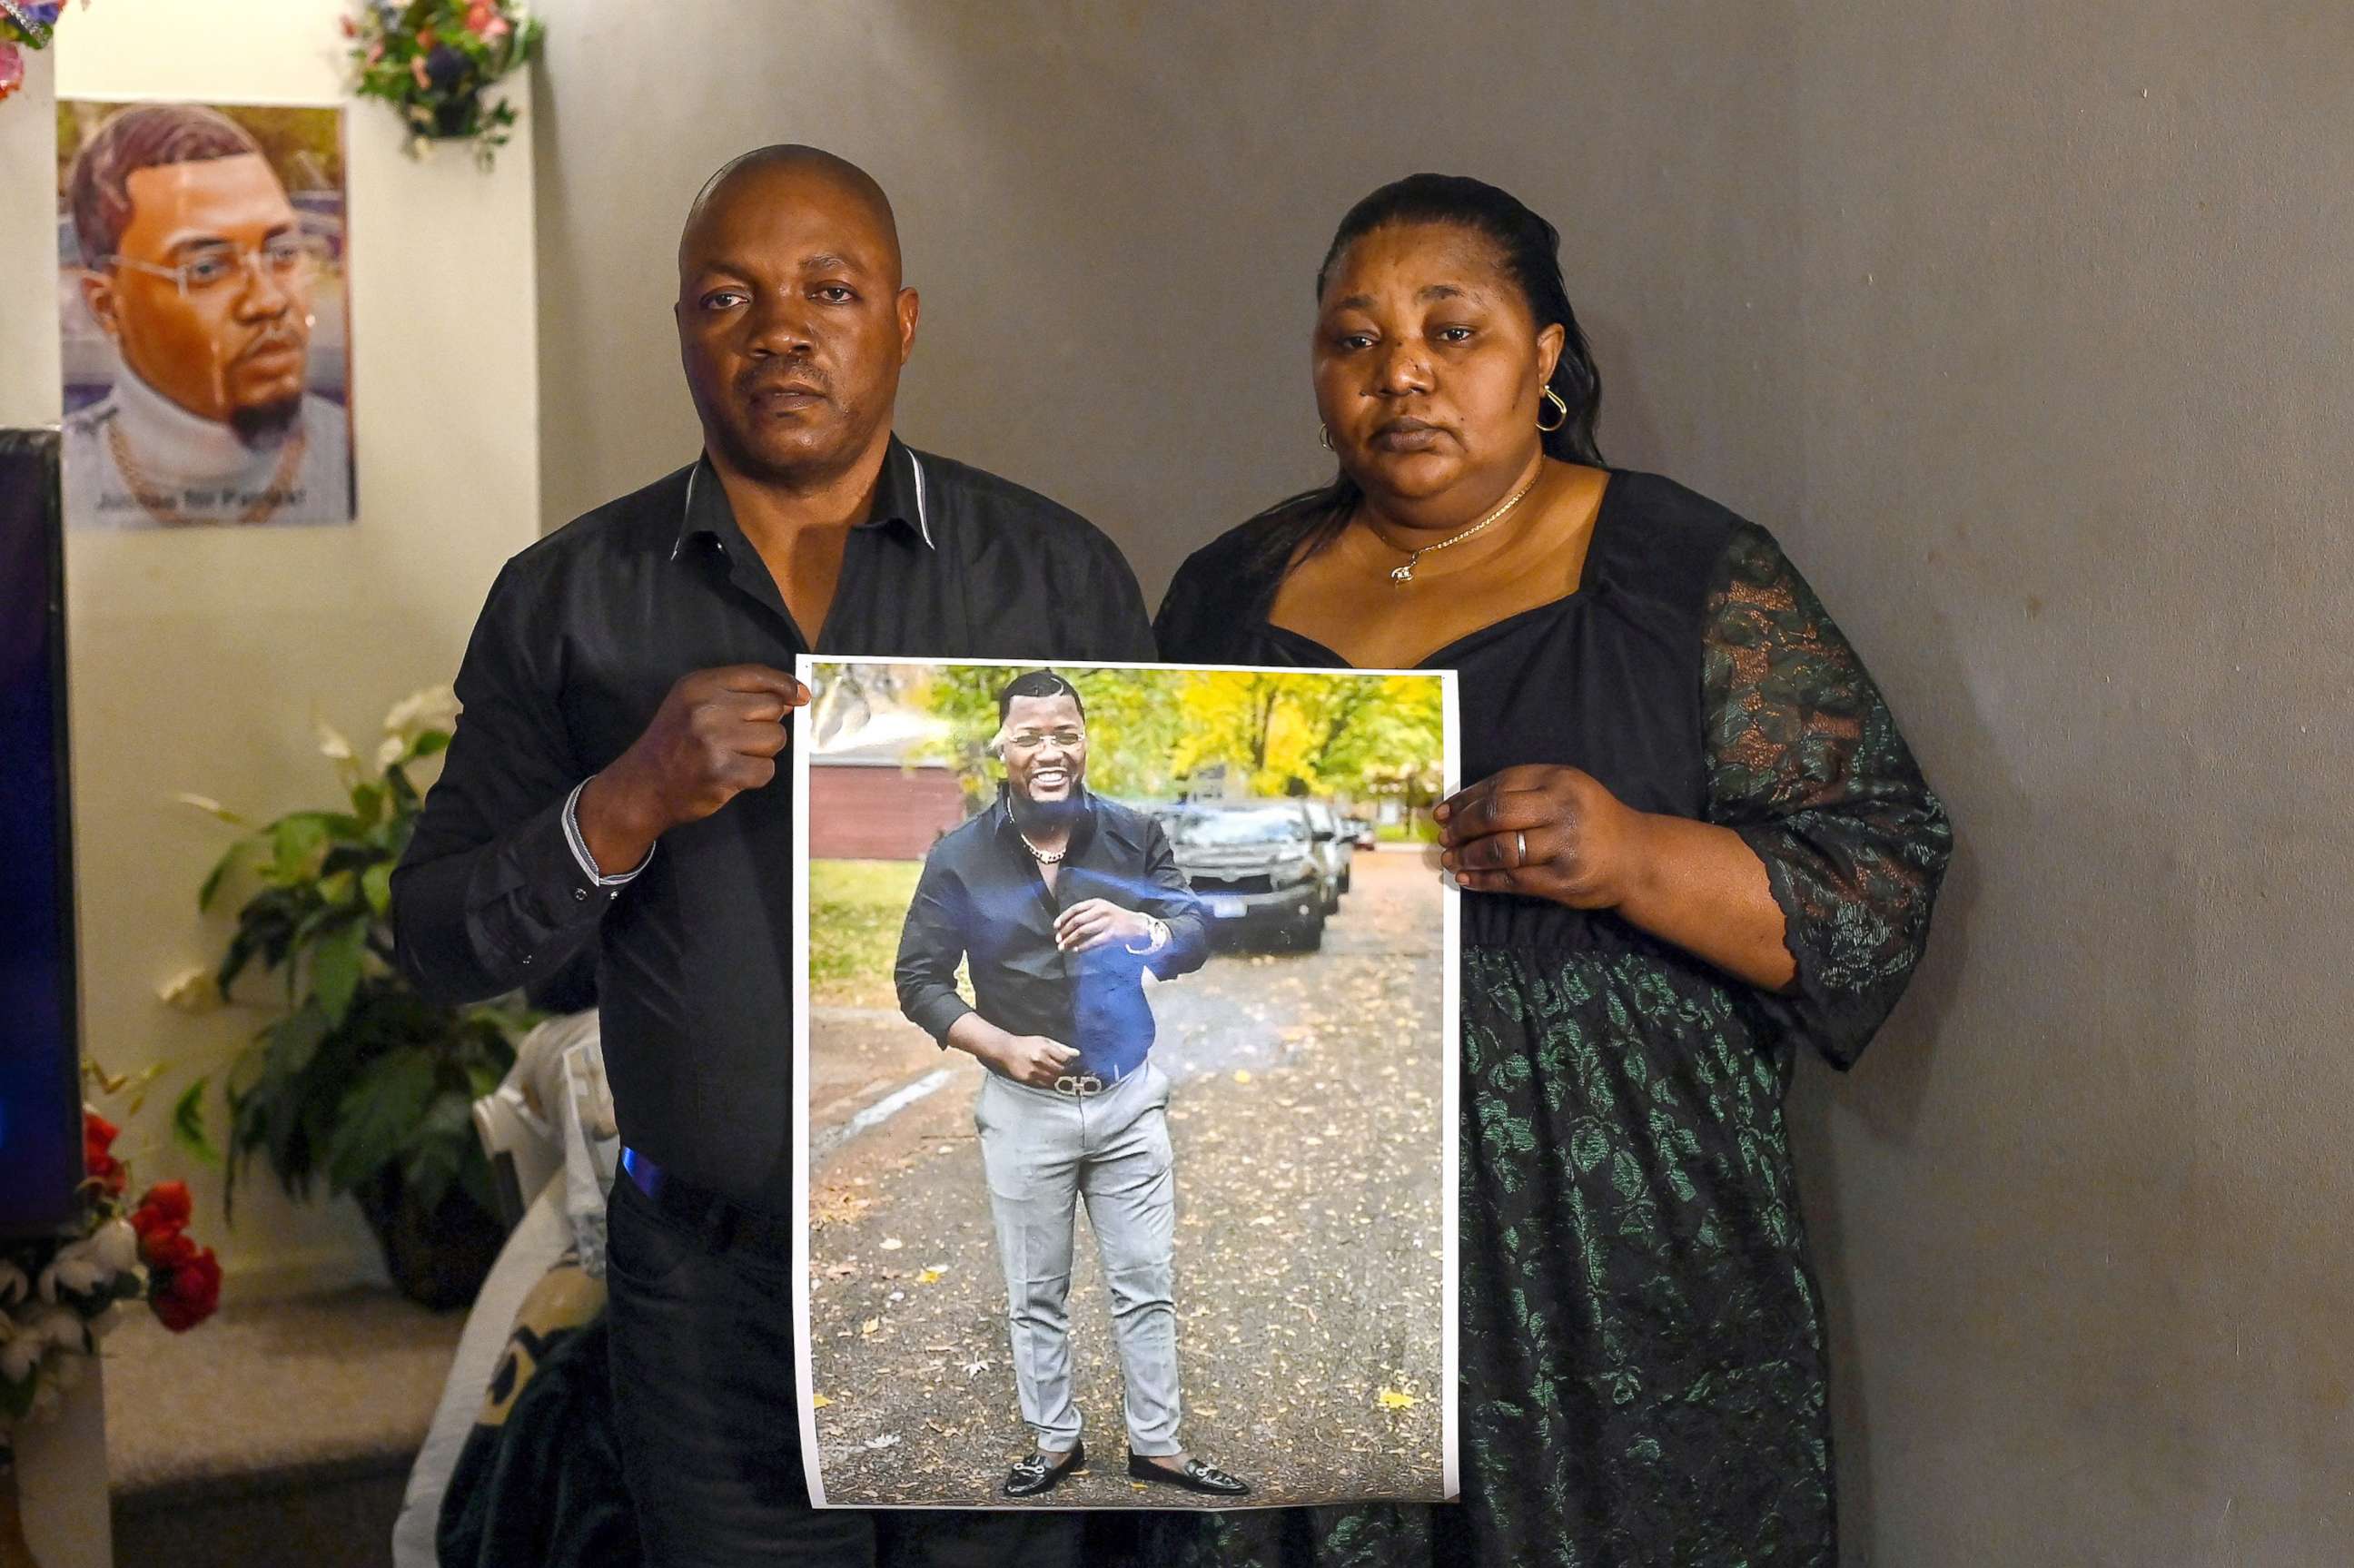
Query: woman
xmin=1148 ymin=175 xmax=1951 ymax=1564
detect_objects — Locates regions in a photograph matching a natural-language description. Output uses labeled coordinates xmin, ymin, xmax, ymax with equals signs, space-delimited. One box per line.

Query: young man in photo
xmin=895 ymin=669 xmax=1250 ymax=1500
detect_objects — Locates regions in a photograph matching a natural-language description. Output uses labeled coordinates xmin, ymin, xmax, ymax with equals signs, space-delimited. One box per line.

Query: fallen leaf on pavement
xmin=811 ymin=1394 xmax=833 ymax=1408
xmin=1378 ymin=1388 xmax=1418 ymax=1410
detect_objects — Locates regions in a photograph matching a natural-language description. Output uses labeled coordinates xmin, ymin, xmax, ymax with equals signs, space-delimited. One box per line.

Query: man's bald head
xmin=673 ymin=143 xmax=919 ymax=488
xmin=679 ymin=144 xmax=901 ymax=288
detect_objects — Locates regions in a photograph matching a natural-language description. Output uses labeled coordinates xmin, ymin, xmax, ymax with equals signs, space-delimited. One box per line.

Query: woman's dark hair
xmin=1253 ymin=173 xmax=1605 ymax=570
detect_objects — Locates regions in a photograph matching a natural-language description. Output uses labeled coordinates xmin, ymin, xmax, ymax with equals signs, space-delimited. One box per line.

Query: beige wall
xmin=50 ymin=0 xmax=541 ymax=1304
xmin=534 ymin=3 xmax=2354 ymax=1560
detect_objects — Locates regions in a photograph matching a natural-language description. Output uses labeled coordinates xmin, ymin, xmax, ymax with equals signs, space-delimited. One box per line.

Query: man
xmin=896 ymin=670 xmax=1251 ymax=1501
xmin=62 ymin=104 xmax=351 ymax=529
xmin=392 ymin=146 xmax=1152 ymax=1565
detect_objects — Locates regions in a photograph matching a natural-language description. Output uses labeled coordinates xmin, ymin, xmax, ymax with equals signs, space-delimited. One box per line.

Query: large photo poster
xmin=793 ymin=657 xmax=1459 ymax=1509
xmin=56 ymin=99 xmax=355 ymax=530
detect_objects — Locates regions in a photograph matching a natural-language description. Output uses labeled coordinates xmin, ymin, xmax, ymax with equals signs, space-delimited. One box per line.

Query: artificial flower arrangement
xmin=0 ymin=1097 xmax=221 ymax=1472
xmin=343 ymin=0 xmax=541 ymax=167
xmin=0 ymin=1 xmax=86 ymax=105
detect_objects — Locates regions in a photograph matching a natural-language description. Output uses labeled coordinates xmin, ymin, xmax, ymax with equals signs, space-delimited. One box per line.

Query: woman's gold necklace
xmin=1369 ymin=469 xmax=1542 ymax=584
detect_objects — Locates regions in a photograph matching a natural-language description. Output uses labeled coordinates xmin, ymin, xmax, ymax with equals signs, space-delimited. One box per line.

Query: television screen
xmin=0 ymin=429 xmax=83 ymax=1235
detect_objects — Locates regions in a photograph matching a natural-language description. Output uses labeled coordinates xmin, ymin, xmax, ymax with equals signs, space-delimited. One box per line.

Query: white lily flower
xmin=157 ymin=965 xmax=222 ymax=1012
xmin=314 ymin=715 xmax=356 ymax=762
xmin=377 ymin=734 xmax=405 ymax=769
xmin=93 ymin=1219 xmax=140 ymax=1275
xmin=383 ymin=685 xmax=460 ymax=740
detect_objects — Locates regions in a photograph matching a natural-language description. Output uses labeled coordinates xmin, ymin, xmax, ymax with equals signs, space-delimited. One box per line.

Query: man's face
xmin=1000 ymin=694 xmax=1088 ymax=808
xmin=83 ymin=153 xmax=313 ymax=439
xmin=675 ymin=163 xmax=919 ymax=486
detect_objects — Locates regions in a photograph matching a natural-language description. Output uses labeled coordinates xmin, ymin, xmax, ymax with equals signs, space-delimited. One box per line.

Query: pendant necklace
xmin=1372 ymin=468 xmax=1542 ymax=584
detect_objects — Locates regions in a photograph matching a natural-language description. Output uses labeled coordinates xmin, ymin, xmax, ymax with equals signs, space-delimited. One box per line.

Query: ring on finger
xmin=1514 ymin=828 xmax=1528 ymax=867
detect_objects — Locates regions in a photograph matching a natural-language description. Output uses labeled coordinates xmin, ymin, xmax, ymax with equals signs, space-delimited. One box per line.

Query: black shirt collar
xmin=670 ymin=435 xmax=934 ymax=561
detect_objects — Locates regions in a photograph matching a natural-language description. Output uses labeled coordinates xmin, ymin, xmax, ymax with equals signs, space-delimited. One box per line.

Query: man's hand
xmin=1053 ymin=898 xmax=1151 ymax=953
xmin=993 ymin=1034 xmax=1083 ymax=1089
xmin=576 ymin=665 xmax=809 ymax=873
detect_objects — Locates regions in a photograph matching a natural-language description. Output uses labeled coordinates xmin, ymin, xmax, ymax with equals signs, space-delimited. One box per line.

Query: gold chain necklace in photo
xmin=105 ymin=417 xmax=308 ymax=528
xmin=1370 ymin=468 xmax=1542 ymax=585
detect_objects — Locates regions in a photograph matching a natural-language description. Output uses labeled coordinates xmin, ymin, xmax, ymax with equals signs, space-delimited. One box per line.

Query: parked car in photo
xmin=1164 ymin=802 xmax=1330 ymax=951
xmin=1301 ymin=799 xmax=1350 ymax=907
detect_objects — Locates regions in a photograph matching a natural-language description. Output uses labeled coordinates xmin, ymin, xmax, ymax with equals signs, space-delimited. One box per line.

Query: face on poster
xmin=792 ymin=656 xmax=1459 ymax=1510
xmin=56 ymin=99 xmax=355 ymax=530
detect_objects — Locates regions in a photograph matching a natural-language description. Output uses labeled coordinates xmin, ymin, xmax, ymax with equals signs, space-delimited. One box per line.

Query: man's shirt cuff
xmin=562 ymin=777 xmax=655 ymax=887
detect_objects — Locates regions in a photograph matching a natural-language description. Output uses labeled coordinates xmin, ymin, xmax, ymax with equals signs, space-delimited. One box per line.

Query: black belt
xmin=618 ymin=1147 xmax=795 ymax=1265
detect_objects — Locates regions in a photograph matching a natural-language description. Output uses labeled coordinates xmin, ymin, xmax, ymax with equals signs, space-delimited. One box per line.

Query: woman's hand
xmin=1437 ymin=764 xmax=1798 ymax=991
xmin=1435 ymin=764 xmax=1643 ymax=907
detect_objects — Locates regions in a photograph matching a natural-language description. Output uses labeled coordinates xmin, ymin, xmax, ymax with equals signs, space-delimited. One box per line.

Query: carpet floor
xmin=104 ymin=1287 xmax=467 ymax=1568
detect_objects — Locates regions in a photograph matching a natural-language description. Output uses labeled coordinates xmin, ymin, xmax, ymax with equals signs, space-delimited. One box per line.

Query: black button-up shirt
xmin=391 ymin=439 xmax=1155 ymax=1212
xmin=895 ymin=790 xmax=1208 ymax=1080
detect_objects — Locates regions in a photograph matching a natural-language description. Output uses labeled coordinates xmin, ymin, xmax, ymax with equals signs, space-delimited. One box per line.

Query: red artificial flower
xmin=141 ymin=1226 xmax=199 ymax=1272
xmin=136 ymin=1179 xmax=193 ymax=1228
xmin=151 ymin=1247 xmax=223 ymax=1333
xmin=84 ymin=1111 xmax=127 ymax=1196
xmin=416 ymin=27 xmax=435 ymax=48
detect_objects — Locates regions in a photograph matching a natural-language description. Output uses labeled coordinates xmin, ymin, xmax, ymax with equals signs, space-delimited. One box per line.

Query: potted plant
xmin=171 ymin=688 xmax=530 ymax=1309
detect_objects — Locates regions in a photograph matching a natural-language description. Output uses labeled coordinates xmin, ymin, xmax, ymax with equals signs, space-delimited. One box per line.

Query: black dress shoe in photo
xmin=1126 ymin=1450 xmax=1252 ymax=1497
xmin=1003 ymin=1438 xmax=1085 ymax=1498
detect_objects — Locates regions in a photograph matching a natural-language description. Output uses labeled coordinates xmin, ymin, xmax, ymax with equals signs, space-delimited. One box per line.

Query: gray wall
xmin=533 ymin=4 xmax=2354 ymax=1560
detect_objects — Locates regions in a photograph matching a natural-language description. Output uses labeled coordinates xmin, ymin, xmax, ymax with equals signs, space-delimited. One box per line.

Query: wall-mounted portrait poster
xmin=56 ymin=100 xmax=355 ymax=530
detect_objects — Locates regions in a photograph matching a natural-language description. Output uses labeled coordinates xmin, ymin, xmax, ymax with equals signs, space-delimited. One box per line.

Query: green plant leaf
xmin=312 ymin=918 xmax=368 ymax=1026
xmin=361 ymin=862 xmax=394 ymax=916
xmin=270 ymin=814 xmax=331 ymax=883
xmin=325 ymin=1048 xmax=440 ymax=1194
xmin=408 ymin=729 xmax=451 ymax=762
xmin=170 ymin=1077 xmax=223 ymax=1167
xmin=198 ymin=840 xmax=250 ymax=911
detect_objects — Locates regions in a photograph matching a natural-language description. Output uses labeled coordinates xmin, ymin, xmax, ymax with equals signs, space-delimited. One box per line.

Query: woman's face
xmin=1312 ymin=222 xmax=1564 ymax=508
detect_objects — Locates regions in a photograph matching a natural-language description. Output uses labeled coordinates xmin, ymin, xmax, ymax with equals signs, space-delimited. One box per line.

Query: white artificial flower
xmin=37 ymin=1238 xmax=112 ymax=1302
xmin=0 ymin=1325 xmax=43 ymax=1384
xmin=383 ymin=685 xmax=460 ymax=741
xmin=93 ymin=1219 xmax=139 ymax=1275
xmin=0 ymin=1260 xmax=27 ymax=1305
xmin=37 ymin=1307 xmax=88 ymax=1356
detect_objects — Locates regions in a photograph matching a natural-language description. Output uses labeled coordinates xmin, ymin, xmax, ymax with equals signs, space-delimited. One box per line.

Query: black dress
xmin=1145 ymin=471 xmax=1951 ymax=1566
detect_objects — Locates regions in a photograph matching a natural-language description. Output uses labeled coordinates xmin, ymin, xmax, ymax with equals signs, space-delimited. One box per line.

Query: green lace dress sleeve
xmin=1703 ymin=522 xmax=1953 ymax=1068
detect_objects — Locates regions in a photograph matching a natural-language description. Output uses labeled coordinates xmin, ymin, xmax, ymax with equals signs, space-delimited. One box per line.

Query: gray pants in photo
xmin=974 ymin=1061 xmax=1182 ymax=1456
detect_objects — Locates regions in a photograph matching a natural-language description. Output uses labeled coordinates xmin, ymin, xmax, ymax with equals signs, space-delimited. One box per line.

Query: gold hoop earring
xmin=1536 ymin=387 xmax=1570 ymax=433
xmin=1318 ymin=424 xmax=1335 ymax=451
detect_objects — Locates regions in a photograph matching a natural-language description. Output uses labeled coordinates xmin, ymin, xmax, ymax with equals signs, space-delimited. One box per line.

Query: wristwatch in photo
xmin=1124 ymin=913 xmax=1171 ymax=955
